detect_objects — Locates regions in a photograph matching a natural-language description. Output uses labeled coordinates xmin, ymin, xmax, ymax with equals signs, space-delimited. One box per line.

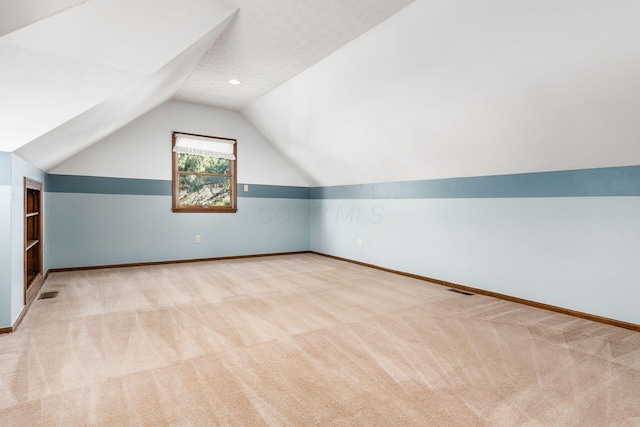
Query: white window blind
xmin=173 ymin=133 xmax=236 ymax=160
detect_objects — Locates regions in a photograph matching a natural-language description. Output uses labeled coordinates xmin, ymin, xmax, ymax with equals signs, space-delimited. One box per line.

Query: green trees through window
xmin=177 ymin=154 xmax=231 ymax=207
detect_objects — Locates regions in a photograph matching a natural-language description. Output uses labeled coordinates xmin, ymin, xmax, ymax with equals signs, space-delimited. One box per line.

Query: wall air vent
xmin=38 ymin=291 xmax=58 ymax=300
xmin=448 ymin=288 xmax=474 ymax=296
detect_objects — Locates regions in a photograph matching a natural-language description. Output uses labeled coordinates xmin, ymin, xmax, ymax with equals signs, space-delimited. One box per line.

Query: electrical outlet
xmin=195 ymin=235 xmax=201 ymax=243
xmin=244 ymin=184 xmax=249 ymax=192
xmin=357 ymin=237 xmax=362 ymax=247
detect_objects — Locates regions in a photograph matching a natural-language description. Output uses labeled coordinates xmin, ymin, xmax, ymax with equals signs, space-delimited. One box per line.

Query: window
xmin=172 ymin=132 xmax=237 ymax=213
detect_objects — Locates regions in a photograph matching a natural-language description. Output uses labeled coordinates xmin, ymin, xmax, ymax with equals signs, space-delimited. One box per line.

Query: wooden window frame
xmin=171 ymin=131 xmax=237 ymax=213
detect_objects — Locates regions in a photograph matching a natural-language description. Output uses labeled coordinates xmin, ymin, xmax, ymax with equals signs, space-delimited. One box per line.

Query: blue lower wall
xmin=0 ymin=184 xmax=11 ymax=327
xmin=0 ymin=153 xmax=11 ymax=326
xmin=310 ymin=197 xmax=640 ymax=324
xmin=309 ymin=166 xmax=640 ymax=325
xmin=47 ymin=179 xmax=310 ymax=268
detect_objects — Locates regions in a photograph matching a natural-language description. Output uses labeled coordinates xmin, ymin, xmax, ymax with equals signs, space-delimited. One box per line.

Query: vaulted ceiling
xmin=2 ymin=0 xmax=640 ymax=186
xmin=0 ymin=0 xmax=416 ymax=171
xmin=0 ymin=0 xmax=239 ymax=170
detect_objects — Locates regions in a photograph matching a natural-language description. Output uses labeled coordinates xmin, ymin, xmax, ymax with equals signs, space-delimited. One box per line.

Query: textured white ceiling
xmin=173 ymin=0 xmax=416 ymax=110
xmin=2 ymin=0 xmax=416 ymax=110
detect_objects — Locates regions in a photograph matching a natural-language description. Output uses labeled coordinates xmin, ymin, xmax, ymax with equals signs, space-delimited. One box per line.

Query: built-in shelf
xmin=24 ymin=178 xmax=44 ymax=308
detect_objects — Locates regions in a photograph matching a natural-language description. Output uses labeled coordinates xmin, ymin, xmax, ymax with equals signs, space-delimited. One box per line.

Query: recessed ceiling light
xmin=228 ymin=79 xmax=241 ymax=85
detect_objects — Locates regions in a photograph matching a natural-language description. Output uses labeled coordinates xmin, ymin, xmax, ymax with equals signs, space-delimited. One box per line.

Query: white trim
xmin=173 ymin=134 xmax=236 ymax=160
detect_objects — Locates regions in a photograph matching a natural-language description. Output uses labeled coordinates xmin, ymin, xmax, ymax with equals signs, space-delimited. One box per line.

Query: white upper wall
xmin=52 ymin=100 xmax=309 ymax=187
xmin=243 ymin=0 xmax=640 ymax=186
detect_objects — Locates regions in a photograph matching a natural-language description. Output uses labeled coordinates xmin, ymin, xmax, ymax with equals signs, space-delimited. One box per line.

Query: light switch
xmin=244 ymin=184 xmax=249 ymax=192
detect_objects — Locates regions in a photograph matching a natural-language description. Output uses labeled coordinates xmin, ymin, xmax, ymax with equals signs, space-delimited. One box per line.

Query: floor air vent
xmin=39 ymin=291 xmax=58 ymax=300
xmin=448 ymin=288 xmax=474 ymax=296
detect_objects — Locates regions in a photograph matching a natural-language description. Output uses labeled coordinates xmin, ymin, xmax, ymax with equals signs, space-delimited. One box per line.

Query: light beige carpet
xmin=0 ymin=253 xmax=639 ymax=426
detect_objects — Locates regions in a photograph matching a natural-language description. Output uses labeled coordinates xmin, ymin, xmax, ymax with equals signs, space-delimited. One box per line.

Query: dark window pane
xmin=178 ymin=153 xmax=229 ymax=174
xmin=178 ymin=174 xmax=231 ymax=207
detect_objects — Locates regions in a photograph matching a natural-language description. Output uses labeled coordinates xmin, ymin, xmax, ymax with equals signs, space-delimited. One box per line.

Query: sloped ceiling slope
xmin=243 ymin=0 xmax=640 ymax=187
xmin=0 ymin=0 xmax=238 ymax=171
xmin=0 ymin=0 xmax=90 ymax=37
